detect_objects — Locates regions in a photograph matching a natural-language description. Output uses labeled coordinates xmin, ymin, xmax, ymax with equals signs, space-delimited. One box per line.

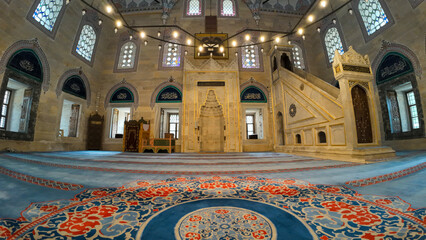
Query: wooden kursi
xmin=123 ymin=117 xmax=175 ymax=153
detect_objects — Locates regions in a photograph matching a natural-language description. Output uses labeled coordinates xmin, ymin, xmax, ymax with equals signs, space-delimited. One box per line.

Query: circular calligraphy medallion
xmin=175 ymin=206 xmax=276 ymax=240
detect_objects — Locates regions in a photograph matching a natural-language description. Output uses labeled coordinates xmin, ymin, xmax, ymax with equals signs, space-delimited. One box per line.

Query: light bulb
xmin=198 ymin=45 xmax=203 ymax=52
xmin=260 ymin=36 xmax=265 ymax=42
xmin=232 ymin=40 xmax=237 ymax=47
xmin=82 ymin=9 xmax=86 ymax=15
xmin=140 ymin=32 xmax=146 ymax=38
xmin=297 ymin=28 xmax=304 ymax=35
xmin=245 ymin=34 xmax=251 ymax=41
xmin=219 ymin=46 xmax=224 ymax=53
xmin=317 ymin=27 xmax=321 ymax=33
xmin=320 ymin=0 xmax=327 ymax=8
xmin=261 ymin=48 xmax=264 ymax=53
xmin=129 ymin=35 xmax=133 ymax=40
xmin=66 ymin=0 xmax=70 ymax=5
xmin=302 ymin=35 xmax=306 ymax=40
xmin=235 ymin=52 xmax=238 ymax=56
xmin=157 ymin=31 xmax=161 ymax=37
xmin=274 ymin=45 xmax=277 ymax=50
xmin=116 ymin=20 xmax=122 ymax=28
xmin=184 ymin=50 xmax=188 ymax=55
xmin=98 ymin=19 xmax=103 ymax=25
xmin=158 ymin=44 xmax=162 ymax=50
xmin=348 ymin=8 xmax=353 ymax=15
xmin=332 ymin=18 xmax=337 ymax=24
xmin=144 ymin=40 xmax=148 ymax=46
xmin=114 ymin=27 xmax=118 ymax=33
xmin=288 ymin=40 xmax=291 ymax=45
xmin=223 ymin=53 xmax=225 ymax=57
xmin=275 ymin=37 xmax=280 ymax=43
xmin=308 ymin=15 xmax=314 ymax=22
xmin=187 ymin=39 xmax=192 ymax=45
xmin=106 ymin=5 xmax=113 ymax=13
xmin=172 ymin=31 xmax=179 ymax=38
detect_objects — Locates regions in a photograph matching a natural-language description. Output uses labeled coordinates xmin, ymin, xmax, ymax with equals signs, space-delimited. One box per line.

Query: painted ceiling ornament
xmin=289 ymin=103 xmax=296 ymax=117
xmin=19 ymin=59 xmax=35 ymax=72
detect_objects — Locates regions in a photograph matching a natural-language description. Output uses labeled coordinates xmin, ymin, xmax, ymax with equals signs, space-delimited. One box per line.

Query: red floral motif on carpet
xmin=199 ymin=181 xmax=237 ymax=189
xmin=136 ymin=187 xmax=178 ymax=198
xmin=0 ymin=226 xmax=11 ymax=238
xmin=57 ymin=205 xmax=118 ymax=236
xmin=321 ymin=201 xmax=382 ymax=226
xmin=259 ymin=185 xmax=299 ymax=196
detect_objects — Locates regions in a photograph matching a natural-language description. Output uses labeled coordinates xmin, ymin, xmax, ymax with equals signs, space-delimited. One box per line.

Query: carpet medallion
xmin=0 ymin=176 xmax=425 ymax=239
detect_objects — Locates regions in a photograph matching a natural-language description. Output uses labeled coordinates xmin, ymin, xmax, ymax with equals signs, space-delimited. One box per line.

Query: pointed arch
xmin=150 ymin=80 xmax=183 ymax=108
xmin=56 ymin=68 xmax=91 ymax=106
xmin=0 ymin=39 xmax=50 ymax=92
xmin=104 ymin=80 xmax=139 ymax=109
xmin=240 ymin=79 xmax=268 ymax=103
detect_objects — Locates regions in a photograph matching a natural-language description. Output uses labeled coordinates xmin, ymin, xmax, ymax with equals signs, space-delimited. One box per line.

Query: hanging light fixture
xmin=260 ymin=36 xmax=265 ymax=42
xmin=275 ymin=37 xmax=280 ymax=43
xmin=157 ymin=31 xmax=161 ymax=37
xmin=317 ymin=27 xmax=321 ymax=33
xmin=307 ymin=15 xmax=314 ymax=22
xmin=82 ymin=9 xmax=87 ymax=15
xmin=302 ymin=35 xmax=306 ymax=40
xmin=114 ymin=27 xmax=118 ymax=33
xmin=140 ymin=31 xmax=146 ymax=38
xmin=219 ymin=46 xmax=224 ymax=53
xmin=198 ymin=45 xmax=203 ymax=52
xmin=106 ymin=5 xmax=113 ymax=13
xmin=348 ymin=8 xmax=353 ymax=15
xmin=184 ymin=50 xmax=188 ymax=55
xmin=158 ymin=44 xmax=162 ymax=50
xmin=332 ymin=18 xmax=337 ymax=24
xmin=320 ymin=0 xmax=327 ymax=8
xmin=172 ymin=31 xmax=179 ymax=38
xmin=186 ymin=39 xmax=192 ymax=45
xmin=115 ymin=20 xmax=122 ymax=28
xmin=144 ymin=40 xmax=148 ymax=46
xmin=245 ymin=34 xmax=251 ymax=41
xmin=66 ymin=0 xmax=71 ymax=5
xmin=297 ymin=28 xmax=304 ymax=35
xmin=232 ymin=40 xmax=237 ymax=47
xmin=98 ymin=19 xmax=103 ymax=25
xmin=129 ymin=35 xmax=133 ymax=40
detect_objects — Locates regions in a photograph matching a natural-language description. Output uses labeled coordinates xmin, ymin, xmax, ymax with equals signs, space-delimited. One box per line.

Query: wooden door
xmin=352 ymin=85 xmax=373 ymax=143
xmin=87 ymin=113 xmax=104 ymax=150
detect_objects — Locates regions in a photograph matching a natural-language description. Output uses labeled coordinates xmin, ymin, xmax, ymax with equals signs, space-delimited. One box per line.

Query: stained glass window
xmin=117 ymin=42 xmax=137 ymax=69
xmin=32 ymin=0 xmax=63 ymax=31
xmin=324 ymin=27 xmax=344 ymax=63
xmin=76 ymin=25 xmax=96 ymax=61
xmin=358 ymin=0 xmax=389 ymax=35
xmin=162 ymin=43 xmax=181 ymax=67
xmin=187 ymin=0 xmax=202 ymax=16
xmin=221 ymin=0 xmax=236 ymax=16
xmin=292 ymin=45 xmax=305 ymax=70
xmin=241 ymin=43 xmax=260 ymax=69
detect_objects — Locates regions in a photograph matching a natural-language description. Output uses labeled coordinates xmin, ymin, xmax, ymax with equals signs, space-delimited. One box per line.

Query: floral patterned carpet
xmin=1 ymin=176 xmax=425 ymax=239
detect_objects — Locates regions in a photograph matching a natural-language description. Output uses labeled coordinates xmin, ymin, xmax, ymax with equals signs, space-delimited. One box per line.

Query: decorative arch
xmin=104 ymin=79 xmax=139 ymax=109
xmin=150 ymin=78 xmax=183 ymax=108
xmin=56 ymin=68 xmax=91 ymax=106
xmin=0 ymin=39 xmax=50 ymax=92
xmin=372 ymin=41 xmax=422 ymax=80
xmin=240 ymin=78 xmax=268 ymax=103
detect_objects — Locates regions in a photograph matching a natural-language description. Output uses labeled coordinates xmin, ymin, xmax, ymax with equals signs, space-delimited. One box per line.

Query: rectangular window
xmin=246 ymin=114 xmax=255 ymax=138
xmin=406 ymin=91 xmax=419 ymax=129
xmin=1 ymin=90 xmax=12 ymax=129
xmin=110 ymin=107 xmax=131 ymax=138
xmin=168 ymin=113 xmax=179 ymax=139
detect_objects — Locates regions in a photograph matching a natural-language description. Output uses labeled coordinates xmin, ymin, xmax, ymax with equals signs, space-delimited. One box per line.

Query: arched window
xmin=241 ymin=43 xmax=260 ymax=69
xmin=358 ymin=0 xmax=389 ymax=36
xmin=292 ymin=45 xmax=305 ymax=70
xmin=75 ymin=25 xmax=96 ymax=62
xmin=31 ymin=0 xmax=63 ymax=31
xmin=220 ymin=0 xmax=236 ymax=17
xmin=162 ymin=42 xmax=181 ymax=68
xmin=117 ymin=42 xmax=137 ymax=70
xmin=324 ymin=27 xmax=344 ymax=63
xmin=186 ymin=0 xmax=202 ymax=16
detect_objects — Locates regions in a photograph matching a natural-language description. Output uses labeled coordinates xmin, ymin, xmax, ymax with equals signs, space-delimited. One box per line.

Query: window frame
xmin=405 ymin=90 xmax=420 ymax=130
xmin=218 ymin=0 xmax=238 ymax=18
xmin=320 ymin=18 xmax=348 ymax=68
xmin=26 ymin=0 xmax=68 ymax=39
xmin=0 ymin=89 xmax=12 ymax=130
xmin=290 ymin=42 xmax=307 ymax=71
xmin=158 ymin=39 xmax=184 ymax=70
xmin=114 ymin=36 xmax=141 ymax=73
xmin=352 ymin=0 xmax=395 ymax=43
xmin=238 ymin=39 xmax=264 ymax=72
xmin=246 ymin=114 xmax=255 ymax=138
xmin=167 ymin=112 xmax=179 ymax=139
xmin=183 ymin=0 xmax=204 ymax=17
xmin=71 ymin=10 xmax=102 ymax=67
